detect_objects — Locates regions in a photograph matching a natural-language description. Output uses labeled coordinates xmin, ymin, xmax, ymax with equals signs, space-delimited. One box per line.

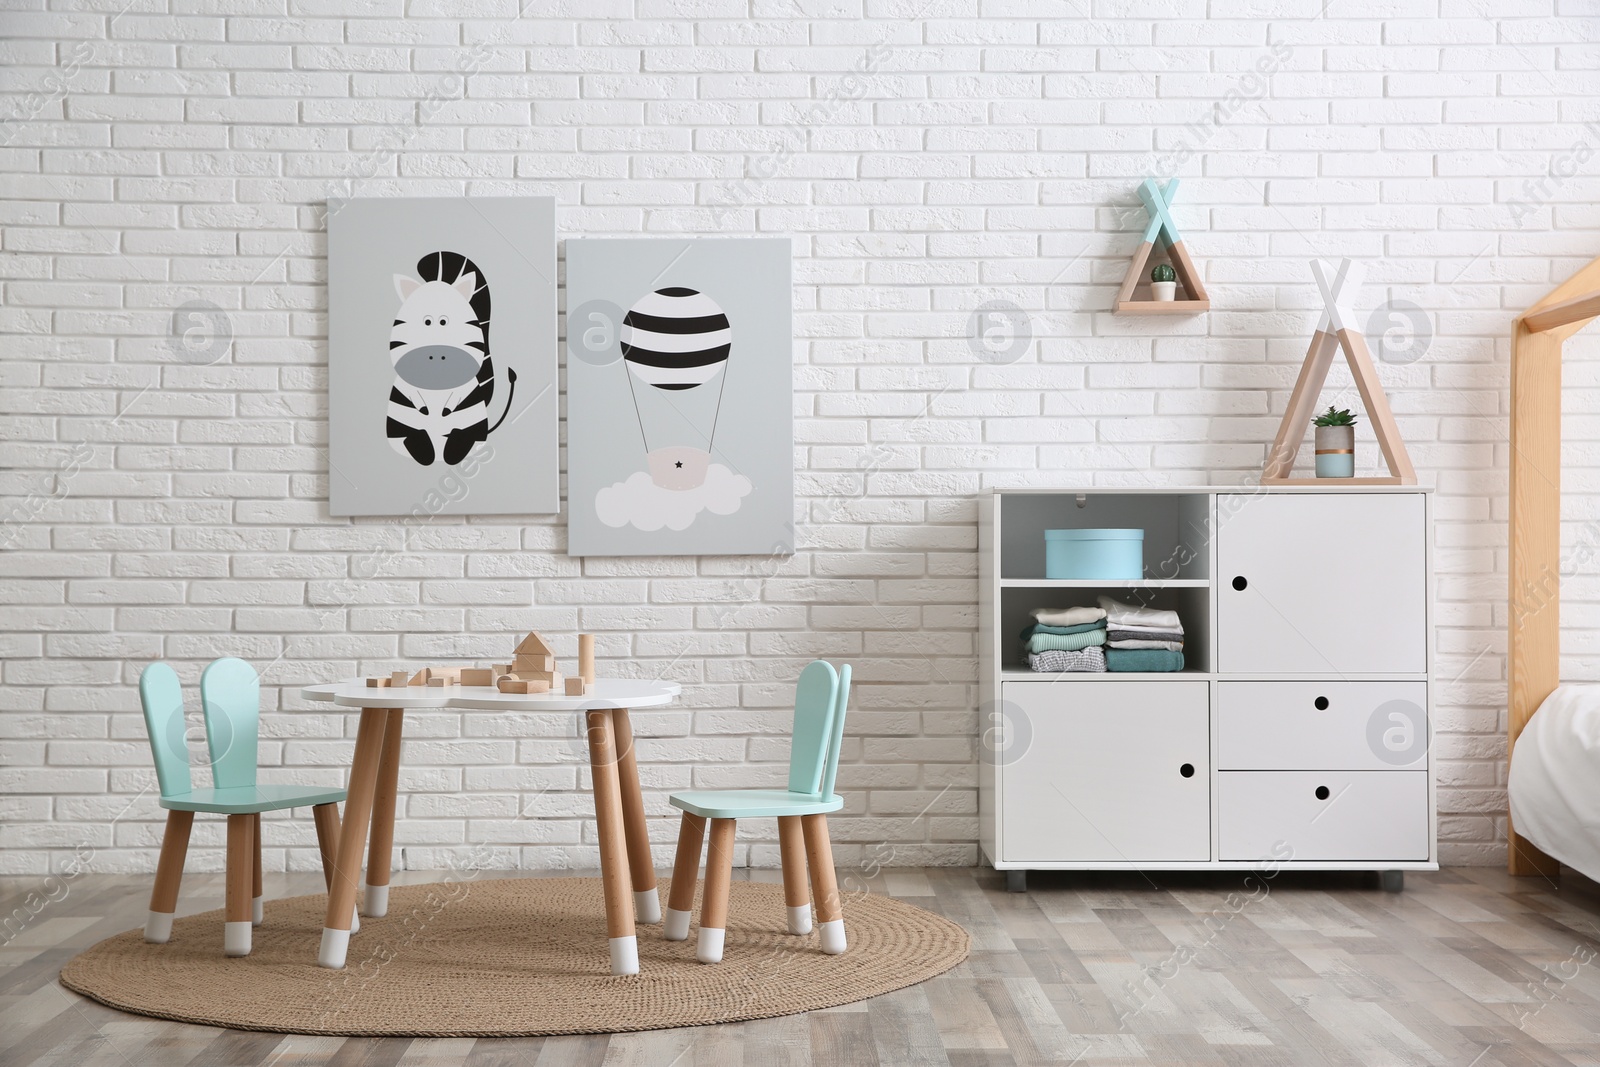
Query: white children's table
xmin=300 ymin=678 xmax=681 ymax=975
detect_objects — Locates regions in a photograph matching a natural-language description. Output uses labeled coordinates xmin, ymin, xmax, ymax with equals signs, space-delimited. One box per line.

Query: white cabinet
xmin=979 ymin=487 xmax=1434 ymax=882
xmin=1000 ymin=681 xmax=1209 ymax=862
xmin=1216 ymin=493 xmax=1426 ymax=674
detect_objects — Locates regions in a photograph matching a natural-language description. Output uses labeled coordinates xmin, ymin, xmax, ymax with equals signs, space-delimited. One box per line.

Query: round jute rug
xmin=59 ymin=876 xmax=970 ymax=1037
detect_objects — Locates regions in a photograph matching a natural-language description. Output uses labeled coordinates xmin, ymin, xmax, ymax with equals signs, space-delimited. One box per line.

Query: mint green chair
xmin=664 ymin=660 xmax=852 ymax=963
xmin=139 ymin=659 xmax=348 ymax=956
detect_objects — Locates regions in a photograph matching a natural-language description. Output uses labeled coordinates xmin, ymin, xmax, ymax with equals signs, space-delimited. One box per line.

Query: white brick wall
xmin=1 ymin=2 xmax=1589 ymax=875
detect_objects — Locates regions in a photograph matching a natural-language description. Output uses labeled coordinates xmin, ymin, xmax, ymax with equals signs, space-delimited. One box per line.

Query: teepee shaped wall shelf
xmin=1260 ymin=258 xmax=1417 ymax=486
xmin=1113 ymin=178 xmax=1211 ymax=315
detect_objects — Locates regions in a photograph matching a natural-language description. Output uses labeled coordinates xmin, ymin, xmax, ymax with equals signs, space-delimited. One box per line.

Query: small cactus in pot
xmin=1150 ymin=262 xmax=1177 ymax=302
xmin=1312 ymin=405 xmax=1356 ymax=478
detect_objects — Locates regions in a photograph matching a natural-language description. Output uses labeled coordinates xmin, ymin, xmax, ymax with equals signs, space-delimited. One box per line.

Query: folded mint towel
xmin=1105 ymin=648 xmax=1185 ymax=672
xmin=1025 ymin=629 xmax=1108 ymax=654
xmin=1019 ymin=620 xmax=1106 ymax=640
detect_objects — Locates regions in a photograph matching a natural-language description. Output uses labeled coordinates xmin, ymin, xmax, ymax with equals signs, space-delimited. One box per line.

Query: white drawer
xmin=1217 ymin=771 xmax=1430 ymax=862
xmin=1217 ymin=682 xmax=1427 ymax=771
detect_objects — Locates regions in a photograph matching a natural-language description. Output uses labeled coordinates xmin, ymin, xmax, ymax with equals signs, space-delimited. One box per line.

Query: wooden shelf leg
xmin=664 ymin=811 xmax=706 ymax=941
xmin=778 ymin=814 xmax=812 ymax=934
xmin=144 ymin=809 xmax=193 ymax=943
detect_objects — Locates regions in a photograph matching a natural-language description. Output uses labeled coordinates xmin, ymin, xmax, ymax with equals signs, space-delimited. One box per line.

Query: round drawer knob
xmin=1314 ymin=696 xmax=1330 ymax=711
xmin=1231 ymin=576 xmax=1248 ymax=591
xmin=1180 ymin=763 xmax=1195 ymax=778
xmin=1315 ymin=785 xmax=1331 ymax=800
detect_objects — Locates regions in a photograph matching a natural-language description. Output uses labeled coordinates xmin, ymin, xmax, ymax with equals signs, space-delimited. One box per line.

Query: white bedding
xmin=1508 ymin=683 xmax=1600 ymax=882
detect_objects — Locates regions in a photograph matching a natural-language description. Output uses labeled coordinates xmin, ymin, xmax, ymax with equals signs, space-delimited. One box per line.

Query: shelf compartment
xmin=999 ymin=578 xmax=1209 ymax=589
xmin=1000 ymin=583 xmax=1211 ymax=675
xmin=999 ymin=492 xmax=1210 ymax=582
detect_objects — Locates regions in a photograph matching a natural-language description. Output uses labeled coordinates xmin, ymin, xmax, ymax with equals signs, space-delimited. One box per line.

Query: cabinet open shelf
xmin=1001 ymin=668 xmax=1212 ymax=681
xmin=999 ymin=578 xmax=1209 ymax=589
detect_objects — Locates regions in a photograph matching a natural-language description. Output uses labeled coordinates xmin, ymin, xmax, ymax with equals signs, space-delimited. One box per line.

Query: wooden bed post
xmin=1508 ymin=253 xmax=1600 ymax=877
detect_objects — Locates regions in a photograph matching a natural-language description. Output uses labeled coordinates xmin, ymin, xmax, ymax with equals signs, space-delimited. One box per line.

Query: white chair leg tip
xmin=610 ymin=935 xmax=640 ymax=975
xmin=318 ymin=926 xmax=351 ymax=969
xmin=363 ymin=883 xmax=388 ymax=918
xmin=224 ymin=921 xmax=252 ymax=957
xmin=144 ymin=911 xmax=174 ymax=944
xmin=251 ymin=895 xmax=264 ymax=926
xmin=634 ymin=888 xmax=662 ymax=924
xmin=350 ymin=906 xmax=360 ymax=935
xmin=697 ymin=927 xmax=725 ymax=964
xmin=819 ymin=919 xmax=847 ymax=955
xmin=663 ymin=907 xmax=692 ymax=941
xmin=787 ymin=904 xmax=813 ymax=936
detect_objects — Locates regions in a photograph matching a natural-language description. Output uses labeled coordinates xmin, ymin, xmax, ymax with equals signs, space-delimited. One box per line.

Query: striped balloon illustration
xmin=621 ymin=287 xmax=730 ymax=391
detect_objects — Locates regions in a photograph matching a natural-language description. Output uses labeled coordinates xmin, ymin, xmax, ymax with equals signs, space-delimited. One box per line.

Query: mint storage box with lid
xmin=1044 ymin=528 xmax=1144 ymax=580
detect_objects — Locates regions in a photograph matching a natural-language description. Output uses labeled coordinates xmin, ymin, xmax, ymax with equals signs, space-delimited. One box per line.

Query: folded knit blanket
xmin=1028 ymin=647 xmax=1107 ymax=673
xmin=1107 ymin=629 xmax=1184 ymax=647
xmin=1031 ymin=606 xmax=1107 ymax=627
xmin=1097 ymin=596 xmax=1182 ymax=631
xmin=1019 ymin=620 xmax=1106 ymax=640
xmin=1108 ymin=621 xmax=1185 ymax=637
xmin=1024 ymin=629 xmax=1108 ymax=654
xmin=1105 ymin=648 xmax=1186 ymax=672
xmin=1107 ymin=639 xmax=1185 ymax=652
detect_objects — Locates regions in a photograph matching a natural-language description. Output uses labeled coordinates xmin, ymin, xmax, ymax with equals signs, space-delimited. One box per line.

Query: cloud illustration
xmin=595 ymin=463 xmax=752 ymax=532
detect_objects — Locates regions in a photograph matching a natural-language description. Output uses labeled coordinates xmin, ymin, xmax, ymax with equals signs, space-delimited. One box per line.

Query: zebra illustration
xmin=386 ymin=251 xmax=517 ymax=466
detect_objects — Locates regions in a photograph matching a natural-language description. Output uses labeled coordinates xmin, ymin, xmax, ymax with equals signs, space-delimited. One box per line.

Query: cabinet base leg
xmin=1005 ymin=869 xmax=1027 ymax=893
xmin=1379 ymin=870 xmax=1404 ymax=892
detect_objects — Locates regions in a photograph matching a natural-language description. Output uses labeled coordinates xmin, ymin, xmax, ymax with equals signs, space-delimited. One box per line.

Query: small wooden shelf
xmin=1114 ymin=297 xmax=1210 ymax=315
xmin=999 ymin=578 xmax=1209 ymax=588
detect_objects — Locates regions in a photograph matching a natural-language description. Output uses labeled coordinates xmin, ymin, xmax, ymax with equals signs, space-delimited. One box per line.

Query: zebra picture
xmin=387 ymin=250 xmax=517 ymax=466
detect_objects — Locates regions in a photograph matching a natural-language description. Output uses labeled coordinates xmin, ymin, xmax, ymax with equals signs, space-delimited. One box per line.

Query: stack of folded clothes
xmin=1021 ymin=606 xmax=1108 ymax=673
xmin=1098 ymin=596 xmax=1185 ymax=672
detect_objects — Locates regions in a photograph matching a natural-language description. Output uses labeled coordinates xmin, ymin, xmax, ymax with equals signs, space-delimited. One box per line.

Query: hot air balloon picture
xmin=566 ymin=238 xmax=793 ymax=556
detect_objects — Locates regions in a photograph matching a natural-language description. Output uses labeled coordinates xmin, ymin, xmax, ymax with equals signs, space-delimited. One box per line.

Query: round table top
xmin=300 ymin=678 xmax=681 ymax=711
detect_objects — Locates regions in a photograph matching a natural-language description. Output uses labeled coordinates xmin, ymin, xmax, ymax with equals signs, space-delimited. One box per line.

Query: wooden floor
xmin=5 ymin=865 xmax=1600 ymax=1065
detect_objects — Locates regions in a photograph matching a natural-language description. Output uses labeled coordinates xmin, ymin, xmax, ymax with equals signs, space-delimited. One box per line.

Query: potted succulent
xmin=1313 ymin=406 xmax=1356 ymax=478
xmin=1150 ymin=262 xmax=1177 ymax=301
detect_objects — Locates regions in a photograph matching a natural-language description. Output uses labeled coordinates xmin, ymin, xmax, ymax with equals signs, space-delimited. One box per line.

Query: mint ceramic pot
xmin=1314 ymin=424 xmax=1354 ymax=478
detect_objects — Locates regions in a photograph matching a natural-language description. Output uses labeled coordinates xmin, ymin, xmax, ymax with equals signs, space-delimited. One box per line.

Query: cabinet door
xmin=999 ymin=681 xmax=1209 ymax=862
xmin=1217 ymin=493 xmax=1426 ymax=674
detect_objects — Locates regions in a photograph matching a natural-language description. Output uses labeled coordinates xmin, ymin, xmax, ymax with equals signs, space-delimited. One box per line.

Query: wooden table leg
xmin=364 ymin=708 xmax=404 ymax=918
xmin=611 ymin=707 xmax=660 ymax=924
xmin=587 ymin=708 xmax=638 ymax=975
xmin=251 ymin=812 xmax=264 ymax=926
xmin=145 ymin=809 xmax=193 ymax=943
xmin=778 ymin=814 xmax=812 ymax=935
xmin=802 ymin=814 xmax=847 ymax=954
xmin=225 ymin=813 xmax=253 ymax=957
xmin=319 ymin=706 xmax=388 ymax=968
xmin=664 ymin=811 xmax=706 ymax=941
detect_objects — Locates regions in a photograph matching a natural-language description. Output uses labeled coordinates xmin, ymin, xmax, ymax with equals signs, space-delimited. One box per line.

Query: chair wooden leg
xmin=612 ymin=708 xmax=661 ymax=924
xmin=252 ymin=813 xmax=264 ymax=926
xmin=778 ymin=815 xmax=812 ymax=935
xmin=224 ymin=813 xmax=253 ymax=957
xmin=802 ymin=814 xmax=846 ymax=954
xmin=364 ymin=707 xmax=404 ymax=918
xmin=698 ymin=818 xmax=736 ymax=964
xmin=664 ymin=811 xmax=706 ymax=941
xmin=145 ymin=809 xmax=193 ymax=943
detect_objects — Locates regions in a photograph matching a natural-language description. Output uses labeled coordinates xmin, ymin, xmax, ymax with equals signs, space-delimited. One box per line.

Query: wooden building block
xmin=391 ymin=671 xmax=409 ymax=686
xmin=366 ymin=677 xmax=392 ymax=688
xmin=408 ymin=669 xmax=428 ymax=687
xmin=498 ymin=678 xmax=552 ymax=695
xmin=565 ymin=676 xmax=589 ymax=696
xmin=515 ymin=632 xmax=554 ymax=657
xmin=578 ymin=633 xmax=595 ymax=685
xmin=513 ymin=654 xmax=554 ymax=673
xmin=490 ymin=663 xmax=511 ymax=676
xmin=460 ymin=668 xmax=494 ymax=686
